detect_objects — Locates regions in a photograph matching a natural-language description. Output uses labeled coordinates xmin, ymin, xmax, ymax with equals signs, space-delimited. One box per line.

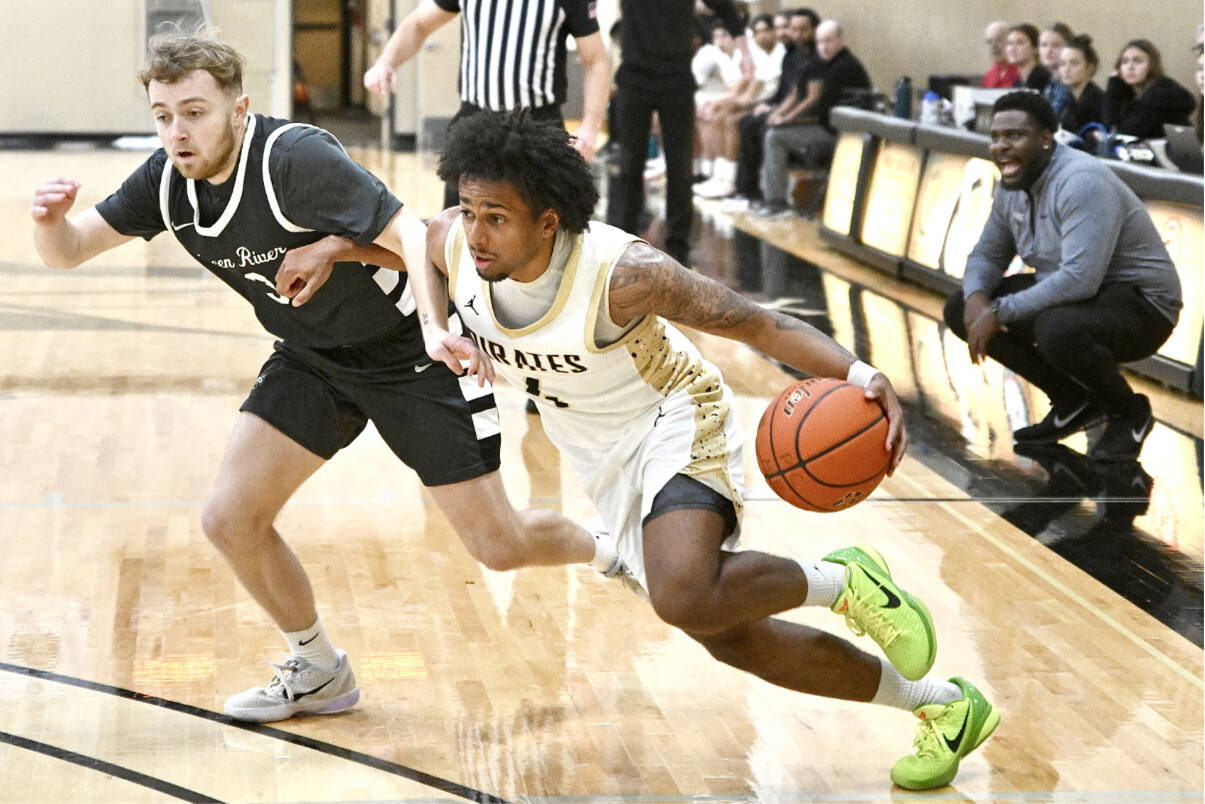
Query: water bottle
xmin=920 ymin=90 xmax=941 ymax=126
xmin=894 ymin=76 xmax=912 ymax=119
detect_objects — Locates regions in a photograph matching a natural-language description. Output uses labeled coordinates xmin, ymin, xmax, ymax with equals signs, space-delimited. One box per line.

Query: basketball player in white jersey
xmin=30 ymin=35 xmax=624 ymax=725
xmin=280 ymin=110 xmax=1001 ymax=789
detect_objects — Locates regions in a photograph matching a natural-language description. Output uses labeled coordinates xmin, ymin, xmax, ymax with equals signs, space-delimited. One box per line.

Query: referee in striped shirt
xmin=365 ymin=0 xmax=610 ymax=209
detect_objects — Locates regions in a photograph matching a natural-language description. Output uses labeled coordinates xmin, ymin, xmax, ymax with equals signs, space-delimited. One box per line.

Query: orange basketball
xmin=755 ymin=377 xmax=891 ymax=513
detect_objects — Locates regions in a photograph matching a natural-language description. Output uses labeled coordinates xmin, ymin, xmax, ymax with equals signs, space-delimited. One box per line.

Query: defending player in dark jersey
xmin=31 ymin=33 xmax=621 ymax=723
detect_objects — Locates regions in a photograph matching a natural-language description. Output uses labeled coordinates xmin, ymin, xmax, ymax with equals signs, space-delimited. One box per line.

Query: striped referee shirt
xmin=434 ymin=0 xmax=599 ymax=111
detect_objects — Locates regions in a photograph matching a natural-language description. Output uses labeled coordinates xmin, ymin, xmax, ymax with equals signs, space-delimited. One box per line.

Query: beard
xmin=171 ymin=119 xmax=240 ymax=181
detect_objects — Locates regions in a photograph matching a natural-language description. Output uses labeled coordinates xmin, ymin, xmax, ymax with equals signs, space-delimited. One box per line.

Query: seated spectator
xmin=693 ymin=20 xmax=744 ymax=106
xmin=755 ymin=19 xmax=871 ymax=218
xmin=1167 ymin=45 xmax=1203 ymax=173
xmin=695 ymin=13 xmax=785 ymax=198
xmin=944 ymin=92 xmax=1181 ymax=461
xmin=731 ymin=8 xmax=818 ymax=203
xmin=982 ymin=21 xmax=1020 ymax=88
xmin=1057 ymin=35 xmax=1104 ymax=134
xmin=1102 ymin=39 xmax=1195 ymax=140
xmin=1040 ymin=23 xmax=1075 ymax=117
xmin=773 ymin=12 xmax=791 ymax=48
xmin=1007 ymin=24 xmax=1052 ymax=92
xmin=691 ymin=19 xmax=745 ymax=181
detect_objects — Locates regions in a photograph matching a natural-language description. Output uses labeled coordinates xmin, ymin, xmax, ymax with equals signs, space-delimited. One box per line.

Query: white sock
xmin=798 ymin=559 xmax=846 ymax=607
xmin=871 ymin=658 xmax=961 ymax=711
xmin=715 ymin=157 xmax=736 ymax=182
xmin=590 ymin=533 xmax=620 ymax=574
xmin=284 ymin=617 xmax=339 ymax=673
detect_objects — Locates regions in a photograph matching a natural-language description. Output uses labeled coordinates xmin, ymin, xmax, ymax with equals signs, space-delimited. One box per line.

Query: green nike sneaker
xmin=890 ymin=676 xmax=1001 ymax=790
xmin=824 ymin=546 xmax=936 ymax=680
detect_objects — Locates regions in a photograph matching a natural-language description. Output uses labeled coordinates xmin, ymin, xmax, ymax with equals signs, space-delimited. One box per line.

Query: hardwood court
xmin=0 ymin=146 xmax=1201 ymax=802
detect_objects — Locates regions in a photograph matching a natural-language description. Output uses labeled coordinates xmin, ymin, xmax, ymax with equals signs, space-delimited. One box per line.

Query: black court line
xmin=0 ymin=662 xmax=510 ymax=804
xmin=0 ymin=729 xmax=224 ymax=803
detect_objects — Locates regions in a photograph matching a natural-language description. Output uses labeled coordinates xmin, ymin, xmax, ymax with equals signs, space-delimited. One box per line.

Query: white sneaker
xmin=721 ymin=195 xmax=752 ymax=212
xmin=585 ymin=518 xmax=649 ymax=601
xmin=693 ymin=176 xmax=736 ymax=198
xmin=223 ymin=649 xmax=360 ymax=722
xmin=643 ymin=156 xmax=666 ymax=181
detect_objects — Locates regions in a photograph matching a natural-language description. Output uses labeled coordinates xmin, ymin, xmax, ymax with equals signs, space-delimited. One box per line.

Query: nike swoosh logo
xmin=945 ymin=711 xmax=970 ymax=753
xmin=414 ymin=362 xmax=433 ymax=373
xmin=1052 ymin=403 xmax=1087 ymax=429
xmin=866 ymin=572 xmax=901 ymax=609
xmin=298 ymin=634 xmax=318 ymax=646
xmin=172 ymin=221 xmax=194 ymax=231
xmin=1131 ymin=418 xmax=1152 ymax=442
xmin=292 ymin=677 xmax=334 ymax=700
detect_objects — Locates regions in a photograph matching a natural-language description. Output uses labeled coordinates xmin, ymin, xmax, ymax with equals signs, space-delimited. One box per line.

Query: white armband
xmin=846 ymin=360 xmax=880 ymax=390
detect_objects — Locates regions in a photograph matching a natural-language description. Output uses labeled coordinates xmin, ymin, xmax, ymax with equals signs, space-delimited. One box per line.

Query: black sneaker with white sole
xmin=1089 ymin=395 xmax=1153 ymax=462
xmin=1013 ymin=400 xmax=1105 ymax=443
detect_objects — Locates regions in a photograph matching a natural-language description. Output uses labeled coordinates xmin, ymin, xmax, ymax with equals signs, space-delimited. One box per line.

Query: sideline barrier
xmin=820 ymin=108 xmax=1205 ymax=397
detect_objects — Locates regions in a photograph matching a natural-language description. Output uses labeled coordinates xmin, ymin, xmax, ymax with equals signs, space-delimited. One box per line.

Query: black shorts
xmin=240 ymin=336 xmax=501 ymax=486
xmin=644 ymin=473 xmax=738 ymax=534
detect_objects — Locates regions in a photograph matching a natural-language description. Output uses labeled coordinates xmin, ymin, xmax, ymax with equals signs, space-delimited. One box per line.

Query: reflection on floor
xmin=638 ymin=203 xmax=1204 ymax=647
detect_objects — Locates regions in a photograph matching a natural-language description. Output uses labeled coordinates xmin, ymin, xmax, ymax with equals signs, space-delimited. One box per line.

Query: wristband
xmin=846 ymin=360 xmax=880 ymax=390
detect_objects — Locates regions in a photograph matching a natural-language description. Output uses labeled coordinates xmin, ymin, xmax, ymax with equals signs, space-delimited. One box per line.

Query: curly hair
xmin=139 ymin=33 xmax=244 ymax=96
xmin=992 ymin=90 xmax=1059 ymax=133
xmin=437 ymin=110 xmax=598 ymax=234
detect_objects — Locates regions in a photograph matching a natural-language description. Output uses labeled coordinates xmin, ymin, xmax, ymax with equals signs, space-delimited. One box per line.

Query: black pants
xmin=443 ymin=102 xmax=565 ymax=210
xmin=605 ymin=82 xmax=695 ymax=264
xmin=943 ymin=275 xmax=1175 ymax=414
xmin=735 ymin=110 xmax=769 ymax=198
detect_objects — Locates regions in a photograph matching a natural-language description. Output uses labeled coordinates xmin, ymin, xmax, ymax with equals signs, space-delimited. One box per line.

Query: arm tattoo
xmin=610 ymin=242 xmax=758 ymax=331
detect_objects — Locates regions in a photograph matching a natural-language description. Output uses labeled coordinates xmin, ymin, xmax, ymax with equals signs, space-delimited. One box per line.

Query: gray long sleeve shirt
xmin=962 ymin=144 xmax=1182 ymax=325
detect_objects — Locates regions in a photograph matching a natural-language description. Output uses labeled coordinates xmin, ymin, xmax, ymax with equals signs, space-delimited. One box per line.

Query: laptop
xmin=1161 ymin=123 xmax=1203 ymax=173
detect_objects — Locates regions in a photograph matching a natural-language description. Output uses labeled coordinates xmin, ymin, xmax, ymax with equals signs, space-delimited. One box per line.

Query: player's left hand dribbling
xmin=865 ymin=374 xmax=908 ymax=475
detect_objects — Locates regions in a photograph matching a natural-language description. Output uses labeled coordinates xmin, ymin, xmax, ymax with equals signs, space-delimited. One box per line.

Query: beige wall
xmin=0 ymin=0 xmax=281 ymax=135
xmin=756 ymin=0 xmax=1198 ymax=100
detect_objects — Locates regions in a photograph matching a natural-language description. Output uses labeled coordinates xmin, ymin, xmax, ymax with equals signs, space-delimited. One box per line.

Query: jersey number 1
xmin=525 ymin=378 xmax=569 ymax=408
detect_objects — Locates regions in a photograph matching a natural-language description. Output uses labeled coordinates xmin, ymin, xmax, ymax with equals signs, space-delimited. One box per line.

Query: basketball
xmin=755 ymin=377 xmax=891 ymax=513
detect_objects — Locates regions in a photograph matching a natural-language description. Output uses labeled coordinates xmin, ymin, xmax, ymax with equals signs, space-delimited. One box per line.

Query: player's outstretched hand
xmin=31 ymin=177 xmax=81 ymax=224
xmin=277 ymin=240 xmax=338 ymax=306
xmin=425 ymin=330 xmax=494 ymax=386
xmin=865 ymin=373 xmax=909 ymax=475
xmin=363 ymin=62 xmax=397 ymax=96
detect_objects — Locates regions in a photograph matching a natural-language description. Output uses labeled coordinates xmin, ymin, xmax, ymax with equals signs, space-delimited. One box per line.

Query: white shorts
xmin=563 ymin=385 xmax=746 ymax=591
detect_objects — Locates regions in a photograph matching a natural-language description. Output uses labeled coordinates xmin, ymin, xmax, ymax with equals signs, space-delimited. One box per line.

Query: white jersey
xmin=446 ymin=219 xmax=745 ymax=588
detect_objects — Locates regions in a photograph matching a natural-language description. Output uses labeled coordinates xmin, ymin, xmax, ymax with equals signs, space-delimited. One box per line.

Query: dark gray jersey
xmin=97 ymin=114 xmax=419 ymax=351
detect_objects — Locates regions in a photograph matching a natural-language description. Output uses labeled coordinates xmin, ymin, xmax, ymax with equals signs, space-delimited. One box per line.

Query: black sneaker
xmin=1095 ymin=460 xmax=1153 ymax=522
xmin=1089 ymin=395 xmax=1153 ymax=462
xmin=1013 ymin=442 xmax=1098 ymax=496
xmin=1013 ymin=400 xmax=1105 ymax=443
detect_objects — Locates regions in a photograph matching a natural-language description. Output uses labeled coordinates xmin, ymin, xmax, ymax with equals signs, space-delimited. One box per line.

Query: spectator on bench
xmin=695 ymin=13 xmax=785 ymax=199
xmin=1057 ymin=35 xmax=1104 ymax=135
xmin=1040 ymin=22 xmax=1075 ymax=118
xmin=1102 ymin=38 xmax=1195 ymax=141
xmin=1007 ymin=24 xmax=1051 ymax=92
xmin=982 ymin=21 xmax=1020 ymax=88
xmin=692 ymin=19 xmax=747 ymax=182
xmin=754 ymin=19 xmax=870 ymax=218
xmin=730 ymin=9 xmax=819 ymax=205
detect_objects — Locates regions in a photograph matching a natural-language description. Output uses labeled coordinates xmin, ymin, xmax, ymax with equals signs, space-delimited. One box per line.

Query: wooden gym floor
xmin=0 ymin=142 xmax=1201 ymax=802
